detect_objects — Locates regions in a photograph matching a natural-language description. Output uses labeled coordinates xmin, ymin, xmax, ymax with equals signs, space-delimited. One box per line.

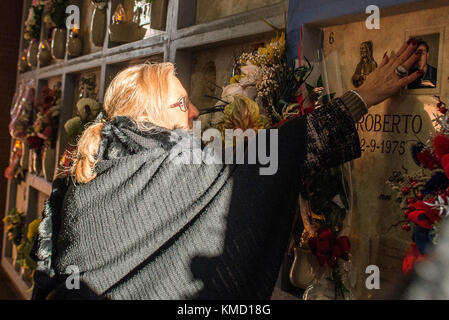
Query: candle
xmin=72 ymin=24 xmax=80 ymax=35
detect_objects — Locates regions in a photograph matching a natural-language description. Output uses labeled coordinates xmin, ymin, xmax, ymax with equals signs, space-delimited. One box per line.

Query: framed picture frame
xmin=404 ymin=25 xmax=445 ymax=95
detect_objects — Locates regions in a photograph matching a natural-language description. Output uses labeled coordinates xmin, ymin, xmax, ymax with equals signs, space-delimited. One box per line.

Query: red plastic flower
xmin=26 ymin=135 xmax=44 ymax=151
xmin=4 ymin=166 xmax=14 ymax=180
xmin=433 ymin=134 xmax=449 ymax=159
xmin=308 ymin=227 xmax=350 ymax=268
xmin=407 ymin=201 xmax=440 ymax=229
xmin=402 ymin=242 xmax=427 ymax=275
xmin=417 ymin=150 xmax=440 ymax=170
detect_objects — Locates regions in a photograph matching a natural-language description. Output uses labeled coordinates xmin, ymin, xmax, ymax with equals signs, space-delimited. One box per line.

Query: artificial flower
xmin=421 ymin=172 xmax=449 ymax=195
xmin=76 ymin=98 xmax=101 ymax=122
xmin=402 ymin=242 xmax=426 ymax=275
xmin=433 ymin=134 xmax=449 ymax=159
xmin=407 ymin=201 xmax=440 ymax=229
xmin=308 ymin=227 xmax=350 ymax=268
xmin=27 ymin=218 xmax=41 ymax=241
xmin=224 ymin=95 xmax=264 ymax=132
xmin=417 ymin=150 xmax=440 ymax=170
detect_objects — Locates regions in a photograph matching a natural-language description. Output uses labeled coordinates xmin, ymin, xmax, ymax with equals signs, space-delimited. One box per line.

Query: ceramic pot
xmin=42 ymin=147 xmax=56 ymax=181
xmin=51 ymin=28 xmax=67 ymax=60
xmin=91 ymin=3 xmax=107 ymax=46
xmin=38 ymin=40 xmax=52 ymax=67
xmin=27 ymin=39 xmax=39 ymax=68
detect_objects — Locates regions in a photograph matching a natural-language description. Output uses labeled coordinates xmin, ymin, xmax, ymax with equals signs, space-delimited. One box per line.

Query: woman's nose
xmin=189 ymin=103 xmax=200 ymax=119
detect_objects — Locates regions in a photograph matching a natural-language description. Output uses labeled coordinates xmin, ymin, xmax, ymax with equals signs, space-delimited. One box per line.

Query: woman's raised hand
xmin=355 ymin=39 xmax=424 ymax=107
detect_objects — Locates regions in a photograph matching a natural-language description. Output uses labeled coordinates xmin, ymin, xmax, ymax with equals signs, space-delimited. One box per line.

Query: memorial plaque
xmin=321 ymin=6 xmax=448 ymax=298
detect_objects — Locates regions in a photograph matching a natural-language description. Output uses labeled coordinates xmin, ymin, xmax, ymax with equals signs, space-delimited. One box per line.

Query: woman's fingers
xmin=390 ymin=40 xmax=418 ymax=70
xmin=398 ymin=69 xmax=424 ymax=88
xmin=378 ymin=52 xmax=389 ymax=68
xmin=387 ymin=41 xmax=410 ymax=66
xmin=401 ymin=49 xmax=423 ymax=71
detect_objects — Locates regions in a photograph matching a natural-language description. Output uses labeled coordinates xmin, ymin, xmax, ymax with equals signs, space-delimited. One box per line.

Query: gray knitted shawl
xmin=33 ymin=94 xmax=362 ymax=300
xmin=33 ymin=115 xmax=309 ymax=299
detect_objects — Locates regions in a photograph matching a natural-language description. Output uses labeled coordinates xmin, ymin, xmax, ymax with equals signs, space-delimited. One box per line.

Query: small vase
xmin=27 ymin=39 xmax=39 ymax=68
xmin=42 ymin=147 xmax=56 ymax=181
xmin=38 ymin=40 xmax=52 ymax=67
xmin=20 ymin=143 xmax=29 ymax=169
xmin=91 ymin=3 xmax=107 ymax=47
xmin=289 ymin=247 xmax=317 ymax=289
xmin=67 ymin=34 xmax=83 ymax=58
xmin=31 ymin=150 xmax=43 ymax=177
xmin=51 ymin=28 xmax=67 ymax=60
xmin=302 ymin=266 xmax=354 ymax=300
xmin=18 ymin=50 xmax=30 ymax=73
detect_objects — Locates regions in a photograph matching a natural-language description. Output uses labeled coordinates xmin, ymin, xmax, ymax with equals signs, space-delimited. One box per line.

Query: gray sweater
xmin=33 ymin=92 xmax=365 ymax=300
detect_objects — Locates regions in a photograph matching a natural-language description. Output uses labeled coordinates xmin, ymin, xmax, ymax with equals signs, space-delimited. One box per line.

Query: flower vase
xmin=12 ymin=245 xmax=17 ymax=268
xmin=20 ymin=143 xmax=29 ymax=169
xmin=18 ymin=50 xmax=30 ymax=73
xmin=51 ymin=28 xmax=67 ymax=60
xmin=91 ymin=2 xmax=107 ymax=47
xmin=289 ymin=247 xmax=317 ymax=289
xmin=38 ymin=40 xmax=52 ymax=67
xmin=302 ymin=265 xmax=354 ymax=300
xmin=67 ymin=32 xmax=83 ymax=58
xmin=42 ymin=147 xmax=56 ymax=181
xmin=27 ymin=39 xmax=39 ymax=68
xmin=31 ymin=150 xmax=43 ymax=177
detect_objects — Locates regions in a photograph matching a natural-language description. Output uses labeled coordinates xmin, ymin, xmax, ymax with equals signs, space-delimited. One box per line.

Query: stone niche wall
xmin=323 ymin=5 xmax=449 ymax=299
xmin=196 ymin=0 xmax=282 ymax=24
xmin=189 ymin=34 xmax=274 ymax=110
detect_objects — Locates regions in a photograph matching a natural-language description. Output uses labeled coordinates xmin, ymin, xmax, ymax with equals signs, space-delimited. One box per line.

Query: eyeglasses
xmin=169 ymin=96 xmax=190 ymax=112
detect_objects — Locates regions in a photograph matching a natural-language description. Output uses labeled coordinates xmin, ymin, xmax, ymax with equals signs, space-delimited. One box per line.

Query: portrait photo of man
xmin=408 ymin=37 xmax=439 ymax=89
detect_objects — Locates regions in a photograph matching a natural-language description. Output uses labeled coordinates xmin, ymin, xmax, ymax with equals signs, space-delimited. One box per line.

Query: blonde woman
xmin=33 ymin=40 xmax=423 ymax=300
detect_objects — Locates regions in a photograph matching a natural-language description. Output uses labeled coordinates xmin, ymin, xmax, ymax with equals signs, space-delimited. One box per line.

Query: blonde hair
xmin=71 ymin=62 xmax=175 ymax=183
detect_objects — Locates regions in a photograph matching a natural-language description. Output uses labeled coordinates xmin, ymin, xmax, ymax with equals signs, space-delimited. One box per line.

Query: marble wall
xmin=323 ymin=5 xmax=449 ymax=298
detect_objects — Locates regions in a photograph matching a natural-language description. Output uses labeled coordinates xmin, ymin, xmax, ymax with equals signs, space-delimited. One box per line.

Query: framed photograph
xmin=404 ymin=26 xmax=445 ymax=95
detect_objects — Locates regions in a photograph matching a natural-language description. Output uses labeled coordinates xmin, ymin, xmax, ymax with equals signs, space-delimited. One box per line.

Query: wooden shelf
xmin=26 ymin=173 xmax=52 ymax=196
xmin=1 ymin=258 xmax=32 ymax=300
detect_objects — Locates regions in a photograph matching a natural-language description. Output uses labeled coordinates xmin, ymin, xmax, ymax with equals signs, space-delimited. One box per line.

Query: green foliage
xmin=270 ymin=57 xmax=313 ymax=120
xmin=2 ymin=208 xmax=25 ymax=246
xmin=50 ymin=0 xmax=69 ymax=28
xmin=302 ymin=166 xmax=350 ymax=233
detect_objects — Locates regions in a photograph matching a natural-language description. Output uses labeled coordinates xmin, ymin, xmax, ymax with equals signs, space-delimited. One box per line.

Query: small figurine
xmin=352 ymin=41 xmax=378 ymax=88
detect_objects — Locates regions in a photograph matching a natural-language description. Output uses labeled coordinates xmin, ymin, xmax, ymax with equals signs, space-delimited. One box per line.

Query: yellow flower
xmin=229 ymin=74 xmax=242 ymax=84
xmin=27 ymin=218 xmax=41 ymax=241
xmin=258 ymin=47 xmax=268 ymax=57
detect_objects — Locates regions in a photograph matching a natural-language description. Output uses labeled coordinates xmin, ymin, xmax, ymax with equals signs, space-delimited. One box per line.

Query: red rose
xmin=43 ymin=126 xmax=52 ymax=138
xmin=4 ymin=166 xmax=14 ymax=180
xmin=433 ymin=134 xmax=449 ymax=159
xmin=309 ymin=227 xmax=350 ymax=268
xmin=417 ymin=150 xmax=440 ymax=170
xmin=407 ymin=201 xmax=440 ymax=229
xmin=402 ymin=242 xmax=426 ymax=275
xmin=26 ymin=135 xmax=44 ymax=151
